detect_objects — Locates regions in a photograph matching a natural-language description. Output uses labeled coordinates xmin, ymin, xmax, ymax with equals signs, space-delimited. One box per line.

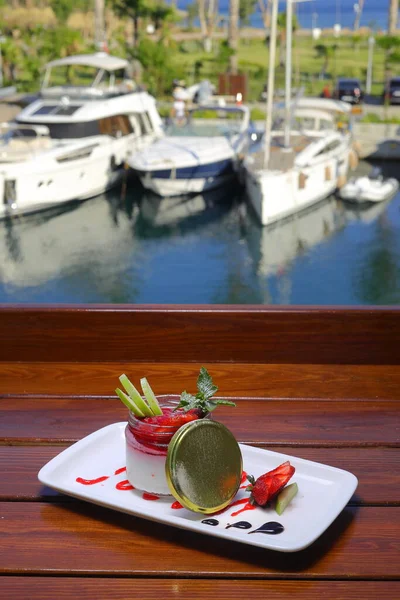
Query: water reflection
xmin=0 ymin=187 xmax=141 ymax=295
xmin=242 ymin=190 xmax=396 ymax=305
xmin=0 ymin=165 xmax=399 ymax=305
xmin=132 ymin=183 xmax=239 ymax=238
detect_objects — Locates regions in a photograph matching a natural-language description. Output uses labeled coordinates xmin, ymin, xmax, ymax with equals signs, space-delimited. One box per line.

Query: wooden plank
xmin=0 ymin=306 xmax=399 ymax=365
xmin=1 ymin=578 xmax=399 ymax=600
xmin=1 ymin=398 xmax=399 ymax=447
xmin=1 ymin=503 xmax=399 ymax=578
xmin=1 ymin=362 xmax=400 ymax=399
xmin=1 ymin=446 xmax=399 ymax=505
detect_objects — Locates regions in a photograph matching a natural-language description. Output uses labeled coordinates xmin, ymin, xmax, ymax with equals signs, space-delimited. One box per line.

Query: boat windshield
xmin=166 ymin=108 xmax=246 ymax=137
xmin=42 ymin=65 xmax=135 ymax=99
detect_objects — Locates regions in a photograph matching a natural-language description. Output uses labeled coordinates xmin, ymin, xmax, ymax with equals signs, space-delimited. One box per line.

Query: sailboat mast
xmin=263 ymin=0 xmax=279 ymax=169
xmin=284 ymin=0 xmax=293 ymax=148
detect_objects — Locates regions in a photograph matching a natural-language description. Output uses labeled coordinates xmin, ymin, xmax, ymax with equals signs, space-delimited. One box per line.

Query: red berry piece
xmin=246 ymin=461 xmax=295 ymax=507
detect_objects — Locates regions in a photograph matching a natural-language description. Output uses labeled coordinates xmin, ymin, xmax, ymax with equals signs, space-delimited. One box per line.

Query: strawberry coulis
xmin=75 ymin=475 xmax=109 ymax=485
xmin=116 ymin=480 xmax=135 ymax=491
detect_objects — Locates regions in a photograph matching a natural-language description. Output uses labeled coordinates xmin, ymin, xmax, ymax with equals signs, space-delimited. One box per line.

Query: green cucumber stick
xmin=119 ymin=374 xmax=153 ymax=416
xmin=115 ymin=388 xmax=145 ymax=417
xmin=140 ymin=377 xmax=163 ymax=416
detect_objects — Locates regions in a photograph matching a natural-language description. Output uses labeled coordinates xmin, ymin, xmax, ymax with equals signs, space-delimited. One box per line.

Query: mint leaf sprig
xmin=175 ymin=367 xmax=236 ymax=414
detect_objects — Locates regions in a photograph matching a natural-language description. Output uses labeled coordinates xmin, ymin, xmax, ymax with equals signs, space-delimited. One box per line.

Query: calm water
xmin=1 ymin=161 xmax=400 ymax=305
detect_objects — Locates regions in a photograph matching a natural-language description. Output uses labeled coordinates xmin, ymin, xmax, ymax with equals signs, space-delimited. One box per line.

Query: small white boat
xmin=338 ymin=168 xmax=399 ymax=203
xmin=129 ymin=105 xmax=250 ymax=197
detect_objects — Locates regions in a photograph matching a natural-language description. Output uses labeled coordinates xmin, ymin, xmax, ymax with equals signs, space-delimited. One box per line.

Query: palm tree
xmin=388 ymin=0 xmax=399 ymax=34
xmin=314 ymin=43 xmax=338 ymax=78
xmin=94 ymin=0 xmax=105 ymax=49
xmin=198 ymin=0 xmax=219 ymax=52
xmin=277 ymin=11 xmax=298 ymax=67
xmin=228 ymin=0 xmax=240 ymax=73
xmin=258 ymin=0 xmax=272 ymax=28
xmin=354 ymin=0 xmax=365 ymax=30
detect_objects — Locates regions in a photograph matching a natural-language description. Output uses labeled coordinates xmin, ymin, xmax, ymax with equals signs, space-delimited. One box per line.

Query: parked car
xmin=334 ymin=78 xmax=364 ymax=104
xmin=384 ymin=77 xmax=400 ymax=104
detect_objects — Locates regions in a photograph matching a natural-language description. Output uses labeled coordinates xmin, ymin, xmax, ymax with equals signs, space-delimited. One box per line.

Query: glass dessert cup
xmin=125 ymin=395 xmax=207 ymax=495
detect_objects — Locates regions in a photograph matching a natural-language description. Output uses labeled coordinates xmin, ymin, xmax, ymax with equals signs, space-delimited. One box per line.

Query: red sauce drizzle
xmin=143 ymin=492 xmax=160 ymax=501
xmin=114 ymin=466 xmax=127 ymax=475
xmin=116 ymin=479 xmax=135 ymax=491
xmin=171 ymin=501 xmax=183 ymax=509
xmin=76 ymin=476 xmax=109 ymax=485
xmin=240 ymin=471 xmax=249 ymax=489
xmin=230 ymin=499 xmax=256 ymax=517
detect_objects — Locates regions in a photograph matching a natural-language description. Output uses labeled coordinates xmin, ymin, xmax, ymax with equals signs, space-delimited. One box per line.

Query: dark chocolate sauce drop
xmin=201 ymin=518 xmax=219 ymax=526
xmin=249 ymin=521 xmax=284 ymax=535
xmin=226 ymin=521 xmax=252 ymax=530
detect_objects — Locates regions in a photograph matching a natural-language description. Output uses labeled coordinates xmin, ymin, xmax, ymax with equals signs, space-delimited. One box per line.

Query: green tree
xmin=112 ymin=0 xmax=151 ymax=47
xmin=277 ymin=11 xmax=299 ymax=67
xmin=186 ymin=2 xmax=198 ymax=29
xmin=228 ymin=0 xmax=240 ymax=73
xmin=239 ymin=0 xmax=257 ymax=25
xmin=134 ymin=37 xmax=183 ymax=96
xmin=376 ymin=35 xmax=400 ymax=100
xmin=148 ymin=3 xmax=177 ymax=32
xmin=314 ymin=43 xmax=338 ymax=78
xmin=52 ymin=0 xmax=76 ymax=23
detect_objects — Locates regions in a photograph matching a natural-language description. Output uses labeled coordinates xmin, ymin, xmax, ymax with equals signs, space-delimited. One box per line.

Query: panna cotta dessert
xmin=115 ymin=368 xmax=235 ymax=495
xmin=125 ymin=399 xmax=203 ymax=495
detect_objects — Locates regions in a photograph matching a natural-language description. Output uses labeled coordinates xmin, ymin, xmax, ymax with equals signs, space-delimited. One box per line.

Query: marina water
xmin=0 ymin=161 xmax=399 ymax=305
xmin=178 ymin=0 xmax=393 ymax=31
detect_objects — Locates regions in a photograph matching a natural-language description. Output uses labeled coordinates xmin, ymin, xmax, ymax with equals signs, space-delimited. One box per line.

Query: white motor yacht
xmin=129 ymin=105 xmax=251 ymax=197
xmin=0 ymin=53 xmax=163 ymax=218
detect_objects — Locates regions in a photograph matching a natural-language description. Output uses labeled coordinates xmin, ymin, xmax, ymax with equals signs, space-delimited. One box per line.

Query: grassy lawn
xmin=172 ymin=34 xmax=396 ymax=102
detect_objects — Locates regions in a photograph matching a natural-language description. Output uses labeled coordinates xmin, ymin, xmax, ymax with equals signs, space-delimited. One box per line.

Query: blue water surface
xmin=1 ymin=161 xmax=399 ymax=305
xmin=177 ymin=0 xmax=394 ymax=31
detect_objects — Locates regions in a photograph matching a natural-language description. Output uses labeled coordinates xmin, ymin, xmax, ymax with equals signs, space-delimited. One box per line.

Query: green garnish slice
xmin=140 ymin=377 xmax=163 ymax=416
xmin=275 ymin=482 xmax=299 ymax=516
xmin=115 ymin=387 xmax=145 ymax=417
xmin=175 ymin=367 xmax=236 ymax=414
xmin=119 ymin=374 xmax=153 ymax=417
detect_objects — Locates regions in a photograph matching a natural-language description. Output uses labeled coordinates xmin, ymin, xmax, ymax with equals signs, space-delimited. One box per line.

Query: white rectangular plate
xmin=38 ymin=423 xmax=358 ymax=552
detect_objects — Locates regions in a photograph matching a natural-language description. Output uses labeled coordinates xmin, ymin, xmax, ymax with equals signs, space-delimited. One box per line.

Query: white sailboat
xmin=0 ymin=53 xmax=163 ymax=219
xmin=243 ymin=0 xmax=355 ymax=226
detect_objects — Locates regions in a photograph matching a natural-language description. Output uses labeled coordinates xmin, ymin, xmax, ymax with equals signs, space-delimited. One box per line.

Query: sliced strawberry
xmin=132 ymin=408 xmax=203 ymax=446
xmin=246 ymin=461 xmax=295 ymax=507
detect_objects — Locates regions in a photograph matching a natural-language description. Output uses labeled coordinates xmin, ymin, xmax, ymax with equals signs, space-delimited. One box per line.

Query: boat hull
xmin=244 ymin=145 xmax=350 ymax=226
xmin=0 ymin=153 xmax=125 ymax=220
xmin=138 ymin=158 xmax=236 ymax=197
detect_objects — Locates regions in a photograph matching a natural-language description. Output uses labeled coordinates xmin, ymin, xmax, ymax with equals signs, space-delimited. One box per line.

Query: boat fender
xmin=299 ymin=172 xmax=308 ymax=189
xmin=349 ymin=149 xmax=359 ymax=171
xmin=352 ymin=140 xmax=362 ymax=156
xmin=325 ymin=166 xmax=332 ymax=181
xmin=337 ymin=174 xmax=347 ymax=189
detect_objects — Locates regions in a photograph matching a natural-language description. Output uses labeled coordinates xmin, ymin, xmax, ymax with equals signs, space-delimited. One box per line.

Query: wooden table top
xmin=1 ymin=305 xmax=399 ymax=599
